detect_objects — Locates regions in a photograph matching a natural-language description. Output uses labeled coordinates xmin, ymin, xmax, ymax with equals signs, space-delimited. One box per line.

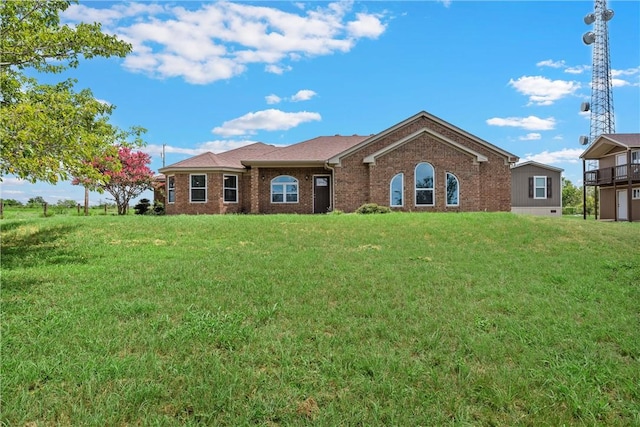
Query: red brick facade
xmin=160 ymin=112 xmax=517 ymax=215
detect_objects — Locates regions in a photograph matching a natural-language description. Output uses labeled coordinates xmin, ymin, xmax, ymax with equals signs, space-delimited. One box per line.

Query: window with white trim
xmin=534 ymin=176 xmax=547 ymax=199
xmin=390 ymin=173 xmax=404 ymax=207
xmin=190 ymin=174 xmax=207 ymax=203
xmin=223 ymin=175 xmax=238 ymax=203
xmin=632 ymin=150 xmax=640 ymax=164
xmin=415 ymin=163 xmax=434 ymax=206
xmin=633 ymin=188 xmax=640 ymax=200
xmin=167 ymin=176 xmax=175 ymax=203
xmin=271 ymin=175 xmax=298 ymax=203
xmin=446 ymin=172 xmax=459 ymax=206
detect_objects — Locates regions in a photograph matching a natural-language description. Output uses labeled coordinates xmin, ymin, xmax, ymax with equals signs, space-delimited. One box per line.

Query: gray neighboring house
xmin=510 ymin=161 xmax=563 ymax=217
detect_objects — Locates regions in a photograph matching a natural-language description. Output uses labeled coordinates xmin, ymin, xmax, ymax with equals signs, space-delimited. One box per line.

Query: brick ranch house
xmin=156 ymin=111 xmax=519 ymax=215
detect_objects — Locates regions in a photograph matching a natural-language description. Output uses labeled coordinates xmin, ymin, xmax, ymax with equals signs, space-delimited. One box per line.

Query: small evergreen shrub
xmin=134 ymin=198 xmax=151 ymax=215
xmin=355 ymin=203 xmax=391 ymax=214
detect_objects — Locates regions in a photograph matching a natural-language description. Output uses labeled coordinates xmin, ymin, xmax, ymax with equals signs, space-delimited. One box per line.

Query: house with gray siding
xmin=510 ymin=161 xmax=563 ymax=217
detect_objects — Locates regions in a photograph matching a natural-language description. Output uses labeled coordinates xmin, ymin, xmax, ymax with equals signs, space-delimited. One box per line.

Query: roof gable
xmin=363 ymin=127 xmax=489 ymax=164
xmin=581 ymin=133 xmax=640 ymax=159
xmin=511 ymin=161 xmax=564 ymax=173
xmin=328 ymin=111 xmax=518 ymax=165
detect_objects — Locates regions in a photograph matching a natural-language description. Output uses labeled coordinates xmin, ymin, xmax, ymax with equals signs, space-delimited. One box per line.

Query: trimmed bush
xmin=355 ymin=203 xmax=391 ymax=214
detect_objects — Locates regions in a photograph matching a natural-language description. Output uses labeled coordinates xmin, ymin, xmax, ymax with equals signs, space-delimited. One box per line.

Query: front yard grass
xmin=2 ymin=212 xmax=639 ymax=425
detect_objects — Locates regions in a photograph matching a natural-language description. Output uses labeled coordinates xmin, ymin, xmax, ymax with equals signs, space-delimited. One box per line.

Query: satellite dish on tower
xmin=583 ymin=31 xmax=596 ymax=45
xmin=580 ymin=102 xmax=590 ymax=112
xmin=603 ymin=9 xmax=614 ymax=21
xmin=579 ymin=135 xmax=589 ymax=145
xmin=584 ymin=13 xmax=596 ymax=24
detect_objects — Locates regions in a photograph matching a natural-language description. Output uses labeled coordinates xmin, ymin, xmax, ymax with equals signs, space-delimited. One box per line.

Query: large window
xmin=632 ymin=150 xmax=640 ymax=164
xmin=534 ymin=176 xmax=547 ymax=199
xmin=223 ymin=175 xmax=238 ymax=203
xmin=190 ymin=174 xmax=207 ymax=203
xmin=271 ymin=175 xmax=298 ymax=203
xmin=390 ymin=173 xmax=404 ymax=207
xmin=167 ymin=176 xmax=175 ymax=203
xmin=446 ymin=172 xmax=459 ymax=206
xmin=415 ymin=162 xmax=434 ymax=206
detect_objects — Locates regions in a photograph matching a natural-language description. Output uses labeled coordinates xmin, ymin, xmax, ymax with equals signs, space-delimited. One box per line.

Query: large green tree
xmin=0 ymin=0 xmax=133 ymax=184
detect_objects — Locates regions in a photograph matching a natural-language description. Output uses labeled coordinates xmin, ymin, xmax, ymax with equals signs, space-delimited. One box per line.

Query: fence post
xmin=43 ymin=202 xmax=48 ymax=217
xmin=104 ymin=204 xmax=107 ymax=215
xmin=77 ymin=203 xmax=81 ymax=214
xmin=0 ymin=201 xmax=3 ymax=219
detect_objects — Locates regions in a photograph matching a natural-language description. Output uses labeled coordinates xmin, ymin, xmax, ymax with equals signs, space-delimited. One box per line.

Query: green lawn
xmin=2 ymin=212 xmax=639 ymax=425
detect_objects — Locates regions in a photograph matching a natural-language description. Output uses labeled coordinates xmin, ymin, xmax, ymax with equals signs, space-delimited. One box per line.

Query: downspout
xmin=325 ymin=162 xmax=336 ymax=212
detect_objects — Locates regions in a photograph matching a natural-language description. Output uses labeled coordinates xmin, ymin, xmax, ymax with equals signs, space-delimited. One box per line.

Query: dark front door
xmin=313 ymin=176 xmax=331 ymax=213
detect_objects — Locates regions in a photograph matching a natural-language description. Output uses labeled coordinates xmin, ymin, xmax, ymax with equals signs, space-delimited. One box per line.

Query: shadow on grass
xmin=1 ymin=223 xmax=84 ymax=272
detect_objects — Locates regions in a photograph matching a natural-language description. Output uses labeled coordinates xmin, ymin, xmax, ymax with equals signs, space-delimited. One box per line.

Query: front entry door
xmin=313 ymin=176 xmax=331 ymax=213
xmin=617 ymin=189 xmax=628 ymax=221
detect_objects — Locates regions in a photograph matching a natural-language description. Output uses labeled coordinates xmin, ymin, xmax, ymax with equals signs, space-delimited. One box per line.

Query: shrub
xmin=355 ymin=203 xmax=391 ymax=214
xmin=152 ymin=201 xmax=165 ymax=215
xmin=133 ymin=198 xmax=151 ymax=215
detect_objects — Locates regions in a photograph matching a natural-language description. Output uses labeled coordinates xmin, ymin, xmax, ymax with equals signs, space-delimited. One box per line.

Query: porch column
xmin=628 ymin=150 xmax=633 ymax=222
xmin=250 ymin=167 xmax=260 ymax=214
xmin=582 ymin=160 xmax=587 ymax=220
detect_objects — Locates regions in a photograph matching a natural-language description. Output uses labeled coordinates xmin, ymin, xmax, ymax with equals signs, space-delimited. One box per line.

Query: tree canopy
xmin=73 ymin=146 xmax=155 ymax=215
xmin=0 ymin=0 xmax=135 ymax=184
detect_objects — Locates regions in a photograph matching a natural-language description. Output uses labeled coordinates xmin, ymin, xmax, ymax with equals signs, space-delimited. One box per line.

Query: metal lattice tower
xmin=580 ymin=0 xmax=615 ymax=169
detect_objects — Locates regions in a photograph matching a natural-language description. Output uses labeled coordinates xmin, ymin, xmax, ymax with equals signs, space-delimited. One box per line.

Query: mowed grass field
xmin=1 ymin=212 xmax=639 ymax=425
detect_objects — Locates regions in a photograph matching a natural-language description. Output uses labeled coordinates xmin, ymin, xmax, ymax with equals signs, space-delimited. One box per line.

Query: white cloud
xmin=521 ymin=148 xmax=584 ymax=165
xmin=346 ymin=13 xmax=387 ymax=38
xmin=611 ymin=67 xmax=640 ymax=77
xmin=212 ymin=109 xmax=321 ymax=136
xmin=508 ymin=76 xmax=581 ymax=106
xmin=291 ymin=89 xmax=317 ymax=102
xmin=144 ymin=139 xmax=260 ymax=157
xmin=65 ymin=1 xmax=387 ymax=84
xmin=536 ymin=59 xmax=565 ymax=68
xmin=486 ymin=116 xmax=557 ymax=131
xmin=0 ymin=190 xmax=24 ymax=195
xmin=519 ymin=133 xmax=541 ymax=141
xmin=553 ymin=135 xmax=563 ymax=140
xmin=265 ymin=94 xmax=282 ymax=104
xmin=265 ymin=64 xmax=292 ymax=74
xmin=565 ymin=65 xmax=589 ymax=74
xmin=437 ymin=0 xmax=453 ymax=7
xmin=0 ymin=177 xmax=26 ymax=186
xmin=611 ymin=78 xmax=631 ymax=88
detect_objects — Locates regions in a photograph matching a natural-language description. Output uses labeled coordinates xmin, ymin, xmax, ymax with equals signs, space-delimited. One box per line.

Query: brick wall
xmin=165 ymin=172 xmax=245 ymax=215
xmin=251 ymin=167 xmax=328 ymax=214
xmin=334 ymin=115 xmax=512 ymax=213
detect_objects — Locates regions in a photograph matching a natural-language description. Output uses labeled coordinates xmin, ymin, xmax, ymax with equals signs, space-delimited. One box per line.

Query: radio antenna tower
xmin=580 ymin=0 xmax=615 ymax=162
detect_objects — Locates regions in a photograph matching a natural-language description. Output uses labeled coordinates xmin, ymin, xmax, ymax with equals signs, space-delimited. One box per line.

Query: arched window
xmin=415 ymin=163 xmax=434 ymax=206
xmin=271 ymin=175 xmax=298 ymax=203
xmin=446 ymin=172 xmax=459 ymax=206
xmin=390 ymin=173 xmax=404 ymax=207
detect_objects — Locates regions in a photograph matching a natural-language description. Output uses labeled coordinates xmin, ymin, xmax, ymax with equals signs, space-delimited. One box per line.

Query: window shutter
xmin=528 ymin=177 xmax=533 ymax=198
xmin=547 ymin=177 xmax=552 ymax=198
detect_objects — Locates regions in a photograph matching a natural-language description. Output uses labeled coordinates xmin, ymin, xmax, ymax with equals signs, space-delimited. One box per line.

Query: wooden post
xmin=77 ymin=203 xmax=81 ymax=214
xmin=104 ymin=203 xmax=107 ymax=215
xmin=0 ymin=200 xmax=3 ymax=219
xmin=43 ymin=202 xmax=48 ymax=217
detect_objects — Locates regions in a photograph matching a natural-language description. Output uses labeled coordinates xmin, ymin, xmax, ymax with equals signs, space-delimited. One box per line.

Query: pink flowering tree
xmin=73 ymin=146 xmax=154 ymax=215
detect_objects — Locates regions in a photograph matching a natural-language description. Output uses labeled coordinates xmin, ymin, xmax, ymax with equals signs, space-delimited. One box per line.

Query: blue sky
xmin=2 ymin=0 xmax=639 ymax=206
